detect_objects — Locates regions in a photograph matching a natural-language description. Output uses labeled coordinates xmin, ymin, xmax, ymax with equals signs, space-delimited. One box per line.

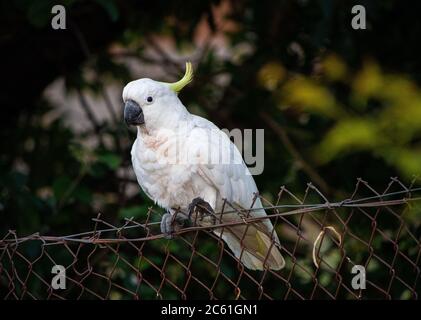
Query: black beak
xmin=124 ymin=100 xmax=144 ymax=126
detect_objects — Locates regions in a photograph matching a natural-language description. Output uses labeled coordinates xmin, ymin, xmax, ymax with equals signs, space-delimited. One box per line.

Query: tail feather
xmin=215 ymin=222 xmax=285 ymax=271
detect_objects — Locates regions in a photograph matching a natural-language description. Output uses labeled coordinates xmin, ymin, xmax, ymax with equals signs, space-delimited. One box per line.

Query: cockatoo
xmin=123 ymin=62 xmax=285 ymax=270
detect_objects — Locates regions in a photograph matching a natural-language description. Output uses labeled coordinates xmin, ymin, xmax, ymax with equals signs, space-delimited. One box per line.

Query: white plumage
xmin=123 ymin=64 xmax=285 ymax=270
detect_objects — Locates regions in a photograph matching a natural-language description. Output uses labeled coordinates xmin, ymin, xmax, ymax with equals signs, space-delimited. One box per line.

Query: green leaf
xmin=89 ymin=163 xmax=106 ymax=178
xmin=118 ymin=205 xmax=148 ymax=219
xmin=52 ymin=176 xmax=72 ymax=200
xmin=315 ymin=118 xmax=381 ymax=163
xmin=73 ymin=185 xmax=92 ymax=204
xmin=97 ymin=152 xmax=122 ymax=170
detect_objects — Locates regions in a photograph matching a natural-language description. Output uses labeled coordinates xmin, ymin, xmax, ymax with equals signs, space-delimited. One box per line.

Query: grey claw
xmin=187 ymin=197 xmax=216 ymax=225
xmin=160 ymin=213 xmax=174 ymax=239
xmin=160 ymin=212 xmax=188 ymax=239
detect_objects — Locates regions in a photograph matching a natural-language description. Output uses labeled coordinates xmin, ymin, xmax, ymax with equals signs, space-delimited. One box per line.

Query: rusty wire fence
xmin=1 ymin=178 xmax=420 ymax=300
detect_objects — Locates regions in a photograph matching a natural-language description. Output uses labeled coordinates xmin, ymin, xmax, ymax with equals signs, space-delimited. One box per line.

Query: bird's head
xmin=122 ymin=62 xmax=193 ymax=131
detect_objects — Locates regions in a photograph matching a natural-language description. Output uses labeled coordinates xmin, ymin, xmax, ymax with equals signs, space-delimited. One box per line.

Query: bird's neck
xmin=137 ymin=112 xmax=192 ymax=138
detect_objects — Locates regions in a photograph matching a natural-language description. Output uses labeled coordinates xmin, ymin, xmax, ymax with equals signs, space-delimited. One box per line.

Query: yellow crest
xmin=168 ymin=62 xmax=193 ymax=93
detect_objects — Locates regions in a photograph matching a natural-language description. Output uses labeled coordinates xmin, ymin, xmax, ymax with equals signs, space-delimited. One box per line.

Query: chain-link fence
xmin=1 ymin=178 xmax=420 ymax=300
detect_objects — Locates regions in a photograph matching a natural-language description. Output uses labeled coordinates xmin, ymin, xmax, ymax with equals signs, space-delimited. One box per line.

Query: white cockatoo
xmin=123 ymin=62 xmax=285 ymax=270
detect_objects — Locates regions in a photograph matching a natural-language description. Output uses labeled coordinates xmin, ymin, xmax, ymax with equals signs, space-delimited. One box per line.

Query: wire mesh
xmin=1 ymin=178 xmax=420 ymax=300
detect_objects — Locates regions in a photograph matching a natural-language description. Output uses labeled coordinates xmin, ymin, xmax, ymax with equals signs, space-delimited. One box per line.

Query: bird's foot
xmin=188 ymin=197 xmax=216 ymax=226
xmin=160 ymin=211 xmax=188 ymax=239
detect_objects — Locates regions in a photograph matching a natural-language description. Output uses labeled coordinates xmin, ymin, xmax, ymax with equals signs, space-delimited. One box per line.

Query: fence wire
xmin=1 ymin=178 xmax=420 ymax=300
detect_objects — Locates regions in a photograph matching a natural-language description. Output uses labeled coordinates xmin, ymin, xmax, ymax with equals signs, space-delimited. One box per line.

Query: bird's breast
xmin=131 ymin=134 xmax=199 ymax=209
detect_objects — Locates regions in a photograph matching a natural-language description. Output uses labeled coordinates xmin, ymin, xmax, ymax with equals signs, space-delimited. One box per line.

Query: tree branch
xmin=259 ymin=111 xmax=332 ymax=195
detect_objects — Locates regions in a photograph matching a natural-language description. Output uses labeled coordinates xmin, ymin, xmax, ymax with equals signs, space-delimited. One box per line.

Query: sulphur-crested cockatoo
xmin=123 ymin=62 xmax=285 ymax=270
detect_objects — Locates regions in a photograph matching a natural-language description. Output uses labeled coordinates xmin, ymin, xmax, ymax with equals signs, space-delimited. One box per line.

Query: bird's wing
xmin=187 ymin=115 xmax=273 ymax=225
xmin=186 ymin=115 xmax=284 ymax=270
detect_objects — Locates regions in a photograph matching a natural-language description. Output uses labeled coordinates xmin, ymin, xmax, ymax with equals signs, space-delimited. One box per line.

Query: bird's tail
xmin=214 ymin=222 xmax=285 ymax=271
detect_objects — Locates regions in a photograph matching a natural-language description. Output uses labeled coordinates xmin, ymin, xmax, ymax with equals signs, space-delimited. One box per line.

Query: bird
xmin=122 ymin=62 xmax=285 ymax=270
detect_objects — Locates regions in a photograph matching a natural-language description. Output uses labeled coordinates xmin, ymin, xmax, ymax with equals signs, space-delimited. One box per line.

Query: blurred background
xmin=1 ymin=0 xmax=421 ymax=299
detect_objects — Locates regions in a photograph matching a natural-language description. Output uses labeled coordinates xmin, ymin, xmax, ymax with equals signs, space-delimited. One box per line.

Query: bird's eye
xmin=146 ymin=96 xmax=153 ymax=103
